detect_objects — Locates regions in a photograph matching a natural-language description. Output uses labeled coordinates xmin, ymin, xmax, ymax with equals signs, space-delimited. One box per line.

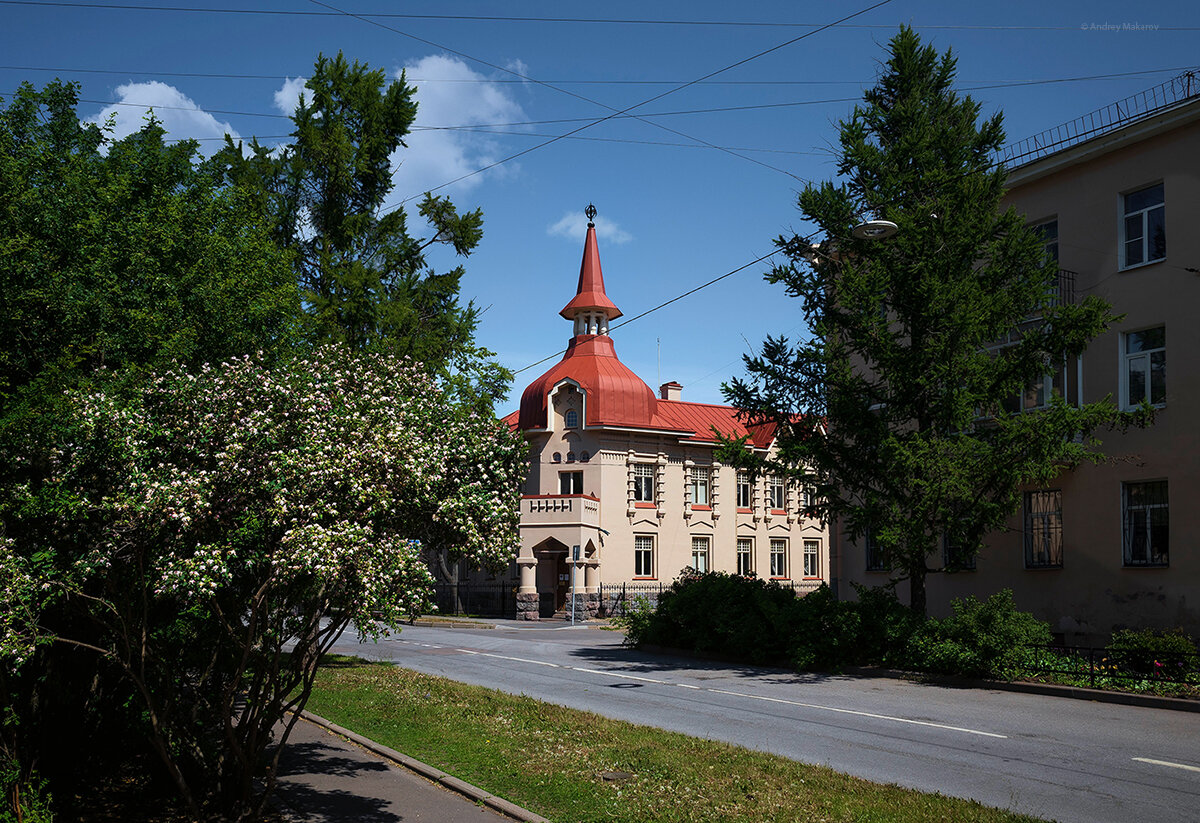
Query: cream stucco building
xmin=502 ymin=210 xmax=827 ymax=620
xmin=836 ymin=74 xmax=1200 ymax=644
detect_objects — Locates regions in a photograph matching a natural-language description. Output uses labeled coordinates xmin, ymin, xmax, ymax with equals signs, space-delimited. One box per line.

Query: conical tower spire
xmin=559 ymin=204 xmax=623 ymax=334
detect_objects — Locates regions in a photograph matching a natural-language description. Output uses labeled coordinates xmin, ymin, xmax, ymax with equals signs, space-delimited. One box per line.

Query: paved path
xmin=274 ymin=712 xmax=543 ymax=823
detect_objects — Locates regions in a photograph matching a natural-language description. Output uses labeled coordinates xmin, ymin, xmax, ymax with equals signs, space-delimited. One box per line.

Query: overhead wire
xmin=3 ymin=2 xmax=1200 ymax=31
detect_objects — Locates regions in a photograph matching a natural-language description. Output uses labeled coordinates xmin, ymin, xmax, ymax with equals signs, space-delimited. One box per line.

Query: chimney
xmin=659 ymin=381 xmax=682 ymax=401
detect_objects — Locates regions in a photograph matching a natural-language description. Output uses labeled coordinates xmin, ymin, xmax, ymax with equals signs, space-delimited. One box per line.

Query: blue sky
xmin=3 ymin=1 xmax=1198 ymax=414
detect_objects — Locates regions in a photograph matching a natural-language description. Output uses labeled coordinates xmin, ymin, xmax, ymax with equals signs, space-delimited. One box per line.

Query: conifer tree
xmin=724 ymin=27 xmax=1147 ymax=615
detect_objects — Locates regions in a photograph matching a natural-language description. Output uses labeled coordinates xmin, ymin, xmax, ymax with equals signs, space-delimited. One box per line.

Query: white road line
xmin=1132 ymin=757 xmax=1200 ymax=774
xmin=707 ymin=688 xmax=1007 ymax=738
xmin=570 ymin=667 xmax=669 ymax=684
xmin=442 ymin=648 xmax=1004 ymax=739
xmin=457 ymin=650 xmax=562 ymax=668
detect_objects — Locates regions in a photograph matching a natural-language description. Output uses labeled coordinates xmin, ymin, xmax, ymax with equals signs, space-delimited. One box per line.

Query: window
xmin=552 ymin=452 xmax=561 ymax=463
xmin=558 ymin=471 xmax=583 ymax=495
xmin=689 ymin=466 xmax=710 ymax=506
xmin=564 ymin=408 xmax=579 ymax=428
xmin=1024 ymin=490 xmax=1063 ymax=569
xmin=1034 ymin=219 xmax=1059 ymax=264
xmin=736 ymin=538 xmax=754 ymax=575
xmin=691 ymin=536 xmax=710 ymax=573
xmin=634 ymin=535 xmax=655 ymax=578
xmin=865 ymin=529 xmax=888 ymax=572
xmin=942 ymin=532 xmax=976 ymax=571
xmin=769 ymin=539 xmax=788 ymax=578
xmin=1122 ymin=326 xmax=1166 ymax=408
xmin=768 ymin=476 xmax=785 ymax=510
xmin=633 ymin=463 xmax=655 ymax=502
xmin=736 ymin=472 xmax=751 ymax=508
xmin=1123 ymin=480 xmax=1168 ymax=567
xmin=580 ymin=451 xmax=590 ymax=462
xmin=1122 ymin=183 xmax=1165 ymax=268
xmin=803 ymin=539 xmax=820 ymax=578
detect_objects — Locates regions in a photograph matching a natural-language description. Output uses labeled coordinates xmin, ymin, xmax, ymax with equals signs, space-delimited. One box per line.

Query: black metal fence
xmin=431 ymin=581 xmax=516 ymax=618
xmin=1020 ymin=644 xmax=1200 ymax=689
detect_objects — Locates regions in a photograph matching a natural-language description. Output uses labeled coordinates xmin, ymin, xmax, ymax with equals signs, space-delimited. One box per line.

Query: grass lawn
xmin=306 ymin=656 xmax=1050 ymax=823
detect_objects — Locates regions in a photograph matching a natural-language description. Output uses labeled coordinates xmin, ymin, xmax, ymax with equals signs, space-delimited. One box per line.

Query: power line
xmin=1 ymin=63 xmax=1190 ymax=89
xmin=513 ymin=247 xmax=782 ymax=376
xmin=4 ymin=2 xmax=1200 ymax=31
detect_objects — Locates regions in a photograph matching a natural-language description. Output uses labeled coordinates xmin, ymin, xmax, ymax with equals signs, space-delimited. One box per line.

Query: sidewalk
xmin=273 ymin=712 xmax=548 ymax=823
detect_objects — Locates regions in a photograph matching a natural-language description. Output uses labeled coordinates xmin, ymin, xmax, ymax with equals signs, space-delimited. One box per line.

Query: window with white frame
xmin=633 ymin=463 xmax=655 ymax=502
xmin=1121 ymin=183 xmax=1165 ymax=268
xmin=803 ymin=539 xmax=820 ymax=578
xmin=634 ymin=535 xmax=655 ymax=578
xmin=1122 ymin=326 xmax=1166 ymax=409
xmin=564 ymin=408 xmax=579 ymax=428
xmin=691 ymin=536 xmax=710 ymax=573
xmin=769 ymin=538 xmax=788 ymax=578
xmin=1024 ymin=490 xmax=1063 ymax=569
xmin=1123 ymin=480 xmax=1168 ymax=567
xmin=558 ymin=471 xmax=583 ymax=495
xmin=689 ymin=466 xmax=710 ymax=506
xmin=736 ymin=538 xmax=754 ymax=575
xmin=736 ymin=472 xmax=751 ymax=508
xmin=768 ymin=475 xmax=785 ymax=510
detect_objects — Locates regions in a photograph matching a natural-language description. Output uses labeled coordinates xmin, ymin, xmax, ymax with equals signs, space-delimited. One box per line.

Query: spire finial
xmin=585 ymin=203 xmax=597 ymax=226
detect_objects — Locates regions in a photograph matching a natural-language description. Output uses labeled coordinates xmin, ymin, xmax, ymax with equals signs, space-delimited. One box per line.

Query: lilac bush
xmin=1 ymin=346 xmax=524 ymax=818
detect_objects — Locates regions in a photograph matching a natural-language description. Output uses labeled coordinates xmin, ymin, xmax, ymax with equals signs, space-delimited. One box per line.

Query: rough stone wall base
xmin=515 ymin=592 xmax=540 ymax=621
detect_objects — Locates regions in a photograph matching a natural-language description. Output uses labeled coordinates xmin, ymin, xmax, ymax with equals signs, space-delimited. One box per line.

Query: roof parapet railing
xmin=998 ymin=70 xmax=1199 ymax=169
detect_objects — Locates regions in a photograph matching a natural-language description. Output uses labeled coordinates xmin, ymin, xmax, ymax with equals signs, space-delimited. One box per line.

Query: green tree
xmin=0 ymin=81 xmax=301 ymax=818
xmin=0 ymin=347 xmax=525 ymax=820
xmin=723 ymin=27 xmax=1146 ymax=615
xmin=217 ymin=52 xmax=508 ymax=406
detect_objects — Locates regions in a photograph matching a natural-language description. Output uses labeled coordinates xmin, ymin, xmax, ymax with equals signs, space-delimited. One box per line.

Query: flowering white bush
xmin=3 ymin=346 xmax=525 ymax=817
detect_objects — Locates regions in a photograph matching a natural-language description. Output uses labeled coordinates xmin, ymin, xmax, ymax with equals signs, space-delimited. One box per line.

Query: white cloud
xmin=89 ymin=82 xmax=237 ymax=152
xmin=273 ymin=76 xmax=307 ymax=116
xmin=393 ymin=54 xmax=528 ymax=197
xmin=548 ymin=211 xmax=633 ymax=245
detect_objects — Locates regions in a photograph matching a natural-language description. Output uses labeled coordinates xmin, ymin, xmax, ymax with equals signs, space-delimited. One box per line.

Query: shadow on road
xmin=564 ymin=642 xmax=853 ymax=686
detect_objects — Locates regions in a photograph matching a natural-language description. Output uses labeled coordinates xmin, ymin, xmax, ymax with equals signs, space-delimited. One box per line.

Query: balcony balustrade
xmin=521 ymin=494 xmax=601 ymax=529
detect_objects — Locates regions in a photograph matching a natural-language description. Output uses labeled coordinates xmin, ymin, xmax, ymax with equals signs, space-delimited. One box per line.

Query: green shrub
xmin=612 ymin=595 xmax=656 ymax=647
xmin=910 ymin=590 xmax=1051 ymax=678
xmin=627 ymin=571 xmax=802 ymax=664
xmin=1 ymin=755 xmax=54 ymax=823
xmin=1107 ymin=627 xmax=1199 ymax=678
xmin=789 ymin=585 xmax=862 ymax=672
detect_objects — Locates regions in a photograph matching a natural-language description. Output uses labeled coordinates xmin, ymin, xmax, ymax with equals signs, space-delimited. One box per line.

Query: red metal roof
xmin=559 ymin=222 xmax=622 ymax=320
xmin=651 ymin=399 xmax=777 ymax=448
xmin=518 ymin=334 xmax=657 ymax=429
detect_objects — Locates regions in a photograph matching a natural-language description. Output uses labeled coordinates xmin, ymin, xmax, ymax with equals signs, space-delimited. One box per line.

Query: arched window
xmin=552 ymin=452 xmax=561 ymax=463
xmin=564 ymin=408 xmax=579 ymax=428
xmin=580 ymin=451 xmax=590 ymax=462
xmin=566 ymin=451 xmax=576 ymax=463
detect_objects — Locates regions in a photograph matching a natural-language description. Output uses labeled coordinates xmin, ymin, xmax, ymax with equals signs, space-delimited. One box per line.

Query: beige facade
xmin=504 ymin=215 xmax=827 ymax=619
xmin=836 ymin=81 xmax=1200 ymax=644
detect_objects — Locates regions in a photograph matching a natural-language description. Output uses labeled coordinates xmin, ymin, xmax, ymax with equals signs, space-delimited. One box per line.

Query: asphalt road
xmin=328 ymin=622 xmax=1200 ymax=823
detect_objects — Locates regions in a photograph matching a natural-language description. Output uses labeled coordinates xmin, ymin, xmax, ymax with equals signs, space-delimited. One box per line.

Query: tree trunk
xmin=908 ymin=561 xmax=928 ymax=618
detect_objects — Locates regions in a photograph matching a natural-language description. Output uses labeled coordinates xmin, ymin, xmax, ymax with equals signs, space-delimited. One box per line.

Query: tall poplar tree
xmin=723 ymin=27 xmax=1147 ymax=615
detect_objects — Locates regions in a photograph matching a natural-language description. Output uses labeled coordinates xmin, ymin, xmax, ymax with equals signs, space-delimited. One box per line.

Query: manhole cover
xmin=598 ymin=771 xmax=633 ymax=783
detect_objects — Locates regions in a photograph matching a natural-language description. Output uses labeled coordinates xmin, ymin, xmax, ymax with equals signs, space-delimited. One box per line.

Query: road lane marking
xmin=456 ymin=650 xmax=562 ymax=668
xmin=571 ymin=667 xmax=669 ymax=684
xmin=440 ymin=647 xmax=1004 ymax=739
xmin=1132 ymin=757 xmax=1200 ymax=774
xmin=707 ymin=688 xmax=1007 ymax=738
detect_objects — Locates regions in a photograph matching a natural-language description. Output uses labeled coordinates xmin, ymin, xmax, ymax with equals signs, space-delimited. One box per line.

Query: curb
xmin=297 ymin=710 xmax=551 ymax=823
xmin=637 ymin=644 xmax=1199 ymax=713
xmin=841 ymin=666 xmax=1200 ymax=713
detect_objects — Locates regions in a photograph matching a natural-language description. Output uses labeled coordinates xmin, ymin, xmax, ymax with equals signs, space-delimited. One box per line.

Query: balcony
xmin=521 ymin=494 xmax=601 ymax=529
